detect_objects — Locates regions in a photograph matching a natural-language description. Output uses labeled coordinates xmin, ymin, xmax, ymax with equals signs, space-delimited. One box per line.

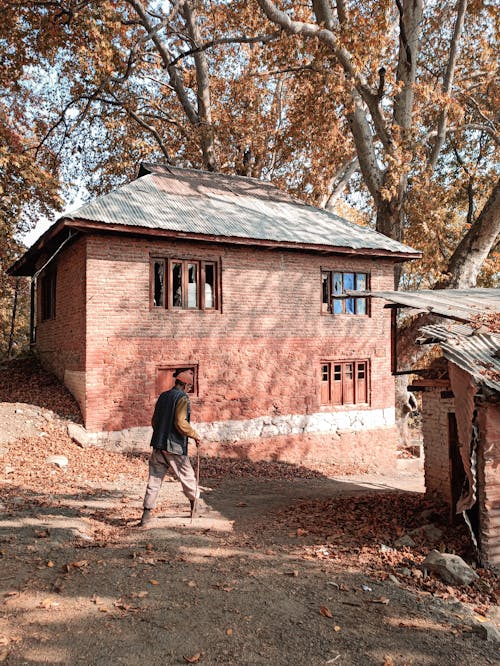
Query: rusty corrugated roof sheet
xmin=419 ymin=323 xmax=500 ymax=393
xmin=370 ymin=288 xmax=500 ymax=321
xmin=63 ymin=165 xmax=419 ymax=256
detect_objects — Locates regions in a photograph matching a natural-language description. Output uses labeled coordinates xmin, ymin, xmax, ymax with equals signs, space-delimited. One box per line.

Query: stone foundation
xmin=68 ymin=407 xmax=397 ymax=472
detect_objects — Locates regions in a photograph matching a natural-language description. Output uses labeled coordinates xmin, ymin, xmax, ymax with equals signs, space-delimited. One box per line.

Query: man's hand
xmin=195 ymin=438 xmax=201 ymax=448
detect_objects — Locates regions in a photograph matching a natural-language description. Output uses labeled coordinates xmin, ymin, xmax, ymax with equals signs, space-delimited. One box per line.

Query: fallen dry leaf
xmin=149 ymin=580 xmax=160 ymax=586
xmin=383 ymin=657 xmax=394 ymax=666
xmin=187 ymin=580 xmax=197 ymax=588
xmin=46 ymin=561 xmax=55 ymax=568
xmin=296 ymin=528 xmax=308 ymax=537
xmin=69 ymin=560 xmax=88 ymax=569
xmin=370 ymin=597 xmax=390 ymax=605
xmin=320 ymin=606 xmax=334 ymax=618
xmin=226 ymin=628 xmax=233 ymax=636
xmin=333 ymin=625 xmax=341 ymax=632
xmin=183 ymin=653 xmax=202 ymax=663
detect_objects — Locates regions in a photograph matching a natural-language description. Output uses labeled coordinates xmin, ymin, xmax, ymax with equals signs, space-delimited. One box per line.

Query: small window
xmin=41 ymin=270 xmax=56 ymax=321
xmin=320 ymin=360 xmax=369 ymax=405
xmin=156 ymin=365 xmax=198 ymax=396
xmin=151 ymin=257 xmax=219 ymax=311
xmin=322 ymin=270 xmax=369 ymax=315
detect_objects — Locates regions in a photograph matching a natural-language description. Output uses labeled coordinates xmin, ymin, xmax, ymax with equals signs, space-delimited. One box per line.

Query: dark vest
xmin=150 ymin=386 xmax=191 ymax=455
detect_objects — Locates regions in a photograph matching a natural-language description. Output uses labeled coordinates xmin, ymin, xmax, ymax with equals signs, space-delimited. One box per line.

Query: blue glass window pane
xmin=356 ymin=273 xmax=367 ymax=290
xmin=333 ymin=299 xmax=343 ymax=314
xmin=356 ymin=298 xmax=366 ymax=314
xmin=344 ymin=273 xmax=354 ymax=290
xmin=346 ymin=298 xmax=355 ymax=314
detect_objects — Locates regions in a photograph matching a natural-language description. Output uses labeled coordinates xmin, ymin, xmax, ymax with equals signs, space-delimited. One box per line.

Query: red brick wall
xmin=35 ymin=237 xmax=87 ymax=417
xmin=79 ymin=234 xmax=396 ymax=433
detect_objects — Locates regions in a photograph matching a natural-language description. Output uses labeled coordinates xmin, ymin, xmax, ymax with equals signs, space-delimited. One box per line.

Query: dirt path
xmin=0 ymin=355 xmax=498 ymax=666
xmin=1 ymin=446 xmax=498 ymax=666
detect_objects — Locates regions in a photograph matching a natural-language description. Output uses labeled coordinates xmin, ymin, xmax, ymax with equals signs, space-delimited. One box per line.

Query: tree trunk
xmin=444 ymin=178 xmax=500 ymax=288
xmin=7 ymin=278 xmax=19 ymax=359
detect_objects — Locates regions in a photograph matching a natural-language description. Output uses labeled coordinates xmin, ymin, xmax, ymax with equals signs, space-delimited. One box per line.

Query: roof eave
xmin=8 ymin=219 xmax=68 ymax=276
xmin=64 ymin=218 xmax=420 ymax=260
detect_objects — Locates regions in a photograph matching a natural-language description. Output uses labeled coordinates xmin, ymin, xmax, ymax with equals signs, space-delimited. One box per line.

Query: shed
xmin=372 ymin=288 xmax=500 ymax=566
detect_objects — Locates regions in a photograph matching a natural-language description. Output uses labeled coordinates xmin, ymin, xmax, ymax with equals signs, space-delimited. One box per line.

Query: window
xmin=40 ymin=270 xmax=56 ymax=321
xmin=321 ymin=270 xmax=368 ymax=315
xmin=320 ymin=360 xmax=368 ymax=405
xmin=151 ymin=258 xmax=218 ymax=310
xmin=156 ymin=365 xmax=198 ymax=396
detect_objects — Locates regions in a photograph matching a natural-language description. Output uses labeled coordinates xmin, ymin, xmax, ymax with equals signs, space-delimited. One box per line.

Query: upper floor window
xmin=151 ymin=258 xmax=219 ymax=311
xmin=321 ymin=360 xmax=369 ymax=406
xmin=41 ymin=270 xmax=56 ymax=321
xmin=322 ymin=270 xmax=368 ymax=315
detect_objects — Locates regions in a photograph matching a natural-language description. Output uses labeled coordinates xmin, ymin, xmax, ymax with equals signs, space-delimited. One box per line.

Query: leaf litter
xmin=1 ymin=357 xmax=498 ymax=665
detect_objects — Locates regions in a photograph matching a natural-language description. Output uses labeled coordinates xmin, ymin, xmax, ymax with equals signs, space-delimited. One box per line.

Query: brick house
xmin=373 ymin=289 xmax=500 ymax=566
xmin=10 ymin=164 xmax=419 ymax=470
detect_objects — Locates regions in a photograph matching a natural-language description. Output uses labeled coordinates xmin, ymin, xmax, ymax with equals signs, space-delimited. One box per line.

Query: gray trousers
xmin=143 ymin=449 xmax=199 ymax=509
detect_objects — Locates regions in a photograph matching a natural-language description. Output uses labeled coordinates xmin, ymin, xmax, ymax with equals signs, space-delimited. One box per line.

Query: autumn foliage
xmin=0 ymin=1 xmax=498 ymax=356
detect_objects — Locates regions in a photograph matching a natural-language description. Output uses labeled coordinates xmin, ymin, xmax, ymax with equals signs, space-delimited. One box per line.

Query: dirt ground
xmin=0 ymin=359 xmax=499 ymax=665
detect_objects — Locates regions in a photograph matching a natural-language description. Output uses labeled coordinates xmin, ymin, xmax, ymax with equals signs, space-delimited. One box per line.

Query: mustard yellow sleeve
xmin=174 ymin=396 xmax=200 ymax=440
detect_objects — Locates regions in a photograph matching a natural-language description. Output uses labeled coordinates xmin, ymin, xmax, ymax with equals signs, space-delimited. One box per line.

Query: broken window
xmin=151 ymin=258 xmax=219 ymax=311
xmin=322 ymin=270 xmax=369 ymax=315
xmin=320 ymin=360 xmax=369 ymax=405
xmin=40 ymin=270 xmax=56 ymax=321
xmin=172 ymin=261 xmax=183 ymax=308
xmin=153 ymin=260 xmax=165 ymax=307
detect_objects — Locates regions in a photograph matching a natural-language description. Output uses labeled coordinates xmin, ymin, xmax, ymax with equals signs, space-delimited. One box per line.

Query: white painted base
xmin=68 ymin=407 xmax=396 ymax=451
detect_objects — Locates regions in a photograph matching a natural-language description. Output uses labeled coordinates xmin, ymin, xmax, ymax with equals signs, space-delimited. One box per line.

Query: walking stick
xmin=190 ymin=444 xmax=201 ymax=524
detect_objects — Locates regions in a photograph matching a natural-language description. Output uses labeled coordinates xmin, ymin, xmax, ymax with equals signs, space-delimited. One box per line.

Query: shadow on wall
xmin=0 ymin=353 xmax=83 ymax=422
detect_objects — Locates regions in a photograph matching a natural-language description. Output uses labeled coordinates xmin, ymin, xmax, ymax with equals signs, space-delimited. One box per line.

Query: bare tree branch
xmin=319 ymin=155 xmax=359 ymax=209
xmin=428 ymin=0 xmax=468 ymax=170
xmin=167 ymin=31 xmax=281 ymax=68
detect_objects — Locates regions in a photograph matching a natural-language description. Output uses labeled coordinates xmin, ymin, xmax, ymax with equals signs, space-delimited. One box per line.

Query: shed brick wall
xmin=421 ymin=388 xmax=454 ymax=505
xmin=36 ymin=233 xmax=399 ymax=467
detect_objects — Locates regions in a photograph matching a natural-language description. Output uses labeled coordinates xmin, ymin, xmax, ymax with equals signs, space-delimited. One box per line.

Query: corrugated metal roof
xmin=419 ymin=324 xmax=500 ymax=393
xmin=370 ymin=288 xmax=500 ymax=321
xmin=64 ymin=165 xmax=419 ymax=256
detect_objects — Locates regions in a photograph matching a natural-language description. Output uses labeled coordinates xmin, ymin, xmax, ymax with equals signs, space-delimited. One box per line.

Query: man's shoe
xmin=139 ymin=508 xmax=154 ymax=527
xmin=190 ymin=498 xmax=210 ymax=517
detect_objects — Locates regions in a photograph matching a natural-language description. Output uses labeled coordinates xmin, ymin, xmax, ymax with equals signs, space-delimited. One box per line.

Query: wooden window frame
xmin=150 ymin=256 xmax=220 ymax=311
xmin=321 ymin=269 xmax=370 ymax=316
xmin=320 ymin=360 xmax=370 ymax=406
xmin=156 ymin=364 xmax=199 ymax=397
xmin=40 ymin=269 xmax=56 ymax=321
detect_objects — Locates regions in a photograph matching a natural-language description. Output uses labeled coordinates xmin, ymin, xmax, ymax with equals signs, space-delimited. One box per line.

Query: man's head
xmin=174 ymin=369 xmax=194 ymax=389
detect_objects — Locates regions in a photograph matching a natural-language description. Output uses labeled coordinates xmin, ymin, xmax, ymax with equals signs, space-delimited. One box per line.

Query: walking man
xmin=139 ymin=369 xmax=206 ymax=527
